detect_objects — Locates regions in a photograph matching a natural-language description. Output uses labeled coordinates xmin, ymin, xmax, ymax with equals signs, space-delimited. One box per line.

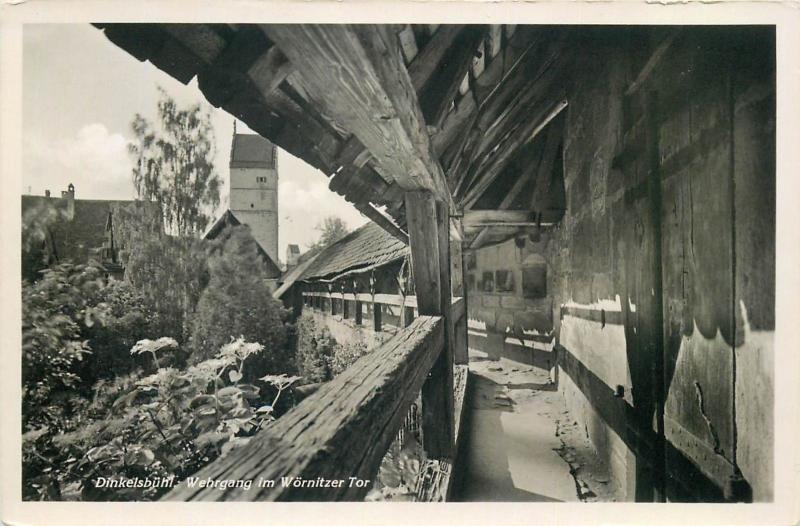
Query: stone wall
xmin=307 ymin=305 xmax=393 ymax=351
xmin=466 ymin=234 xmax=556 ymax=372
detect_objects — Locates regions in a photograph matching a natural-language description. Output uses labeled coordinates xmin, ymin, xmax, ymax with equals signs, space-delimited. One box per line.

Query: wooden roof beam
xmin=442 ymin=27 xmax=547 ymax=194
xmin=530 ymin=112 xmax=567 ymax=212
xmin=355 ymin=203 xmax=409 ymax=245
xmin=463 ymin=209 xmax=544 ymax=227
xmin=407 ymin=25 xmax=468 ymax=92
xmin=467 ymin=128 xmax=549 ymax=248
xmin=328 ymin=26 xmax=486 ymax=198
xmin=261 ymin=24 xmax=452 ymax=205
xmin=195 ymin=25 xmax=342 ymax=174
xmin=419 ymin=26 xmax=488 ymax=130
xmin=461 ymin=98 xmax=568 ymax=210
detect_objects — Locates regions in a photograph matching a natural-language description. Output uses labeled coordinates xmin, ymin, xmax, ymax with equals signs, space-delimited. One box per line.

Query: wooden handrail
xmin=302 ymin=291 xmax=465 ymax=312
xmin=162 ymin=315 xmax=444 ymax=501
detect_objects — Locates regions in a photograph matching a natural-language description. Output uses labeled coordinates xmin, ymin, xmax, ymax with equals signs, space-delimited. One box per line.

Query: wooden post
xmin=355 ymin=299 xmax=363 ymax=326
xmin=405 ymin=191 xmax=442 ymax=314
xmin=373 ymin=302 xmax=382 ymax=332
xmin=343 ymin=299 xmax=350 ymax=320
xmin=291 ymin=286 xmax=303 ymax=318
xmin=402 ymin=305 xmax=415 ymax=327
xmin=459 ymin=243 xmax=471 ymax=365
xmin=450 ymin=227 xmax=469 ymax=365
xmin=405 ymin=190 xmax=454 ymax=459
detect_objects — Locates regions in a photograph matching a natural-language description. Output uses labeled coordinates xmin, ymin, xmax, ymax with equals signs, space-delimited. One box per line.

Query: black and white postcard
xmin=1 ymin=2 xmax=798 ymax=525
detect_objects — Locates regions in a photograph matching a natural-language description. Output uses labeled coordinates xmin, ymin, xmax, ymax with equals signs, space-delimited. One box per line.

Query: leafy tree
xmin=21 ymin=200 xmax=69 ymax=282
xmin=22 ymin=262 xmax=108 ymax=432
xmin=123 ymin=234 xmax=210 ymax=344
xmin=21 ymin=262 xmax=109 ymax=500
xmin=128 ymin=87 xmax=222 ymax=237
xmin=189 ymin=227 xmax=291 ymax=374
xmin=307 ymin=216 xmax=350 ymax=255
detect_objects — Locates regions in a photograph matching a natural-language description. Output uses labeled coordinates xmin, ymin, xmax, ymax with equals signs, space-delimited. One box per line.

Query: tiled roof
xmin=203 ymin=209 xmax=282 ymax=279
xmin=274 ymin=222 xmax=407 ymax=299
xmin=273 ymin=251 xmax=320 ymax=299
xmin=21 ymin=196 xmax=154 ymax=265
xmin=230 ymin=133 xmax=276 ymax=169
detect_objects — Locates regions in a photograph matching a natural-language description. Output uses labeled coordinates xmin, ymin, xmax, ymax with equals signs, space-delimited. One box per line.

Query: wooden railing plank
xmin=163 ymin=316 xmax=444 ymax=502
xmin=303 ymin=291 xmax=420 ymax=309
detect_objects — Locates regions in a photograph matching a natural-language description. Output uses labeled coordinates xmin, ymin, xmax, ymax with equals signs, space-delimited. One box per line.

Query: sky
xmin=22 ymin=24 xmax=367 ymax=262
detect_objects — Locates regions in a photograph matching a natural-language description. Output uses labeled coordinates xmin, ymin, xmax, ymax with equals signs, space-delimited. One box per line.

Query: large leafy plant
xmin=25 ymin=336 xmax=300 ymax=501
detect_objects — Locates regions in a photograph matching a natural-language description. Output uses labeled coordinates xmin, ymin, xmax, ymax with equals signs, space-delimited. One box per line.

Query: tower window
xmin=250 ymin=203 xmax=254 ymax=208
xmin=256 ymin=176 xmax=267 ymax=183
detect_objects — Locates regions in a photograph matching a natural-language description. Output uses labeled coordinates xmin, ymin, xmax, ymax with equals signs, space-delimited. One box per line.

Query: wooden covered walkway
xmin=96 ymin=23 xmax=776 ymax=502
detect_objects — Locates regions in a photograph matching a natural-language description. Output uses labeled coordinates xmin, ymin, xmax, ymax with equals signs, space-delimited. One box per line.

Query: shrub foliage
xmin=21 ymin=228 xmax=297 ymax=501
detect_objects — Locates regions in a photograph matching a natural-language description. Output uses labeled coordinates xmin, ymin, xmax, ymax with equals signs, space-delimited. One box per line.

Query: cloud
xmin=24 ymin=123 xmax=135 ymax=200
xmin=22 ymin=119 xmax=370 ymax=263
xmin=277 ymin=152 xmax=368 ymax=256
xmin=279 ymin=178 xmax=367 ymax=250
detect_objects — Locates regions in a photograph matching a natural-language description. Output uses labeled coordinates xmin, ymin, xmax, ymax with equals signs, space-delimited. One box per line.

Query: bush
xmin=189 ymin=227 xmax=291 ymax=376
xmin=22 ymin=262 xmax=107 ymax=433
xmin=20 ymin=209 xmax=298 ymax=501
xmin=21 ymin=200 xmax=69 ymax=282
xmin=294 ymin=311 xmax=372 ymax=382
xmin=78 ymin=280 xmax=167 ymax=381
xmin=24 ymin=337 xmax=300 ymax=501
xmin=329 ymin=340 xmax=370 ymax=377
xmin=295 ymin=313 xmax=335 ymax=383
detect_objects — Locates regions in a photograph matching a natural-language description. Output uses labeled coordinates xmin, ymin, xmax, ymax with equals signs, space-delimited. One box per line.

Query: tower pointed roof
xmin=230 ymin=133 xmax=276 ymax=169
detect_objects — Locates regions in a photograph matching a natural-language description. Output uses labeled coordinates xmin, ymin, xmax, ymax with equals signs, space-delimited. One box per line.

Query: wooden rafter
xmin=98 ymin=23 xmax=576 ymax=244
xmin=444 ymin=27 xmax=548 ymax=195
xmin=530 ymin=110 xmax=567 ymax=212
xmin=261 ymin=24 xmax=452 ymax=205
xmin=468 ymin=123 xmax=550 ymax=249
xmin=460 ymin=97 xmax=568 ymax=210
xmin=407 ymin=25 xmax=469 ymax=92
xmin=354 ymin=202 xmax=410 ymax=245
xmin=418 ymin=26 xmax=488 ymax=130
xmin=97 ymin=23 xmax=347 ymax=176
xmin=328 ymin=25 xmax=486 ymax=209
xmin=397 ymin=25 xmax=420 ymax=64
xmin=462 ymin=39 xmax=566 ymax=177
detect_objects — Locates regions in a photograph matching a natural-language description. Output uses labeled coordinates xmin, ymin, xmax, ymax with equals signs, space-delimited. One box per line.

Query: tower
xmin=228 ymin=130 xmax=279 ymax=264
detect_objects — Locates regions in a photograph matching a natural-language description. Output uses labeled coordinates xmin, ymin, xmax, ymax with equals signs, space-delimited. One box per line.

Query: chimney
xmin=61 ymin=183 xmax=75 ymax=219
